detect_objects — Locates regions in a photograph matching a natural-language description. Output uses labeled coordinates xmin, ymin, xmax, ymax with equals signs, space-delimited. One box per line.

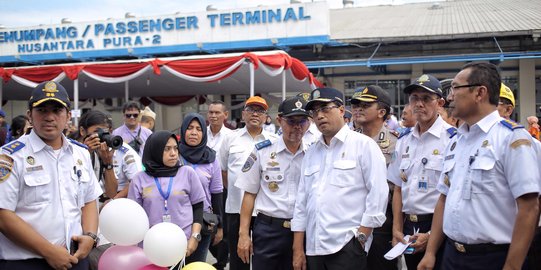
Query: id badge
xmin=417 ymin=175 xmax=428 ymax=193
xmin=162 ymin=214 xmax=171 ymax=223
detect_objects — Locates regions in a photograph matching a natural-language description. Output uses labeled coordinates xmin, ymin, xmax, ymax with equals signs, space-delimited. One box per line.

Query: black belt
xmin=446 ymin=238 xmax=509 ymax=254
xmin=404 ymin=213 xmax=433 ymax=223
xmin=256 ymin=213 xmax=291 ymax=229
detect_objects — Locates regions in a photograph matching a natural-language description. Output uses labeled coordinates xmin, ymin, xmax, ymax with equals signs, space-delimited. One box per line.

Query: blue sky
xmin=0 ymin=0 xmax=436 ymax=28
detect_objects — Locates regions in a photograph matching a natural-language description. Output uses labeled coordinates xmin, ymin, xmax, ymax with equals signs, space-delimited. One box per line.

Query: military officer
xmin=235 ymin=96 xmax=310 ymax=270
xmin=388 ymin=74 xmax=455 ymax=270
xmin=0 ymin=81 xmax=102 ymax=270
xmin=350 ymin=85 xmax=398 ymax=270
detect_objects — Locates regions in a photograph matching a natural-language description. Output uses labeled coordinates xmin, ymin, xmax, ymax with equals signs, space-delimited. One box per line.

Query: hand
xmin=417 ymin=253 xmax=436 ymax=270
xmin=409 ymin=233 xmax=430 ymax=253
xmin=186 ymin=237 xmax=199 ymax=257
xmin=292 ymin=247 xmax=306 ymax=270
xmin=71 ymin=235 xmax=95 ymax=260
xmin=83 ymin=134 xmax=101 ymax=152
xmin=212 ymin=228 xmax=223 ymax=246
xmin=97 ymin=142 xmax=114 ymax=164
xmin=44 ymin=244 xmax=78 ymax=270
xmin=237 ymin=233 xmax=252 ymax=264
xmin=392 ymin=230 xmax=407 ymax=247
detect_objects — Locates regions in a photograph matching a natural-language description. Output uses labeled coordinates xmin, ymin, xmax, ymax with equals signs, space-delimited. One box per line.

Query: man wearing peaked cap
xmin=351 ymin=85 xmax=398 ymax=270
xmin=236 ymin=96 xmax=310 ymax=270
xmin=291 ymin=87 xmax=389 ymax=270
xmin=388 ymin=74 xmax=454 ymax=270
xmin=219 ymin=95 xmax=278 ymax=270
xmin=0 ymin=81 xmax=102 ymax=269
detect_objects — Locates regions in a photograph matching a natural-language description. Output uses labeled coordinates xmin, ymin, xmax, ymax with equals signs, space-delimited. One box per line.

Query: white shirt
xmin=263 ymin=123 xmax=276 ymax=134
xmin=291 ymin=125 xmax=389 ymax=256
xmin=438 ymin=111 xmax=539 ymax=244
xmin=93 ymin=143 xmax=143 ymax=192
xmin=235 ymin=137 xmax=308 ymax=219
xmin=207 ymin=124 xmax=233 ymax=158
xmin=0 ymin=131 xmax=102 ymax=260
xmin=388 ymin=116 xmax=453 ymax=215
xmin=302 ymin=122 xmax=321 ymax=147
xmin=219 ymin=127 xmax=278 ymax=214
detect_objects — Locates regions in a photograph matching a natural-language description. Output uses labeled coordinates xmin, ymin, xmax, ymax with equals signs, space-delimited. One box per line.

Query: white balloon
xmin=99 ymin=198 xmax=149 ymax=246
xmin=143 ymin=222 xmax=187 ymax=267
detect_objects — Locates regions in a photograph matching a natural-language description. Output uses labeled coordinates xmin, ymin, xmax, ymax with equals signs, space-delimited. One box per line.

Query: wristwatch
xmin=104 ymin=164 xmax=113 ymax=170
xmin=84 ymin=232 xmax=99 ymax=248
xmin=356 ymin=231 xmax=367 ymax=244
xmin=191 ymin=232 xmax=201 ymax=242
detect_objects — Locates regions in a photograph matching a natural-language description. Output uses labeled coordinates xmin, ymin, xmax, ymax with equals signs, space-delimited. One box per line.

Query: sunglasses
xmin=125 ymin=113 xmax=139 ymax=119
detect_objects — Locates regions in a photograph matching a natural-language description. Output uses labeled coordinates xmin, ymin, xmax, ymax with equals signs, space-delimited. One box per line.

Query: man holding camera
xmin=0 ymin=81 xmax=102 ymax=270
xmin=112 ymin=102 xmax=152 ymax=156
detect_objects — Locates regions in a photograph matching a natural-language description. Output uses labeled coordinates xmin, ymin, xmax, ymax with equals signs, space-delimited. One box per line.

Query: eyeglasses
xmin=408 ymin=95 xmax=438 ymax=104
xmin=125 ymin=113 xmax=139 ymax=119
xmin=282 ymin=117 xmax=309 ymax=126
xmin=308 ymin=105 xmax=339 ymax=117
xmin=450 ymin=84 xmax=481 ymax=91
xmin=244 ymin=107 xmax=267 ymax=115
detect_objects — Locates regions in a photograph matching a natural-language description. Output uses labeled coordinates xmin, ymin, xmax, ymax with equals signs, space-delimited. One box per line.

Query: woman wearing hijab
xmin=128 ymin=131 xmax=206 ymax=261
xmin=180 ymin=113 xmax=224 ymax=263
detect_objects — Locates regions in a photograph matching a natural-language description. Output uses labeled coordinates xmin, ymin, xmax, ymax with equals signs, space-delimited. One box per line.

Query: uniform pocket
xmin=470 ymin=149 xmax=496 ymax=194
xmin=331 ymin=160 xmax=356 ymax=187
xmin=23 ymin=174 xmax=52 ymax=205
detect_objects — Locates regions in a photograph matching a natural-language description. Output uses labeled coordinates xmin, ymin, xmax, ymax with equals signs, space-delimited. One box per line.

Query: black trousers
xmin=442 ymin=239 xmax=507 ymax=270
xmin=252 ymin=215 xmax=293 ymax=270
xmin=526 ymin=227 xmax=541 ymax=270
xmin=403 ymin=217 xmax=444 ymax=270
xmin=368 ymin=205 xmax=397 ymax=270
xmin=306 ymin=237 xmax=367 ymax=270
xmin=209 ymin=188 xmax=229 ymax=269
xmin=0 ymin=258 xmax=89 ymax=270
xmin=227 ymin=213 xmax=250 ymax=270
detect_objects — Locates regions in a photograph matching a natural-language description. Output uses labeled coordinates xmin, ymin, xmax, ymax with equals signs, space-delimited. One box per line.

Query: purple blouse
xmin=182 ymin=158 xmax=223 ymax=213
xmin=128 ymin=165 xmax=205 ymax=239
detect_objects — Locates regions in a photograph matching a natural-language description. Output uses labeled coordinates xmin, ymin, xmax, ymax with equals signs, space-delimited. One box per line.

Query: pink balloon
xmin=98 ymin=245 xmax=151 ymax=270
xmin=139 ymin=264 xmax=169 ymax=270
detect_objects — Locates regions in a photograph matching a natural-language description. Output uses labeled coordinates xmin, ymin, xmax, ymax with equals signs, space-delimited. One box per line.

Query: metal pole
xmin=249 ymin=62 xmax=255 ymax=97
xmin=125 ymin=81 xmax=129 ymax=101
xmin=73 ymin=79 xmax=79 ymax=127
xmin=281 ymin=71 xmax=286 ymax=101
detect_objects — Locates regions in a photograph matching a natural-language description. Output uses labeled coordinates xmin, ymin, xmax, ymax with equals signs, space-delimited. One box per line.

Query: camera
xmin=97 ymin=128 xmax=123 ymax=150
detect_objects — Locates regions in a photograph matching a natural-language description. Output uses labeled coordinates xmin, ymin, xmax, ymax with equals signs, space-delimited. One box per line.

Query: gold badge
xmin=362 ymin=87 xmax=368 ymax=94
xmin=510 ymin=139 xmax=532 ymax=149
xmin=444 ymin=173 xmax=450 ymax=187
xmin=433 ymin=149 xmax=439 ymax=155
xmin=26 ymin=156 xmax=35 ymax=165
xmin=400 ymin=171 xmax=407 ymax=182
xmin=267 ymin=161 xmax=279 ymax=167
xmin=43 ymin=81 xmax=59 ymax=97
xmin=77 ymin=159 xmax=83 ymax=166
xmin=417 ymin=74 xmax=430 ymax=84
xmin=270 ymin=152 xmax=276 ymax=159
xmin=482 ymin=140 xmax=489 ymax=147
xmin=268 ymin=181 xmax=279 ymax=192
xmin=378 ymin=139 xmax=390 ymax=149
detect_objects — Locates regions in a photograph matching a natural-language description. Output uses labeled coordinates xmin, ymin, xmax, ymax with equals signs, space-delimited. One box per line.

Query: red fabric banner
xmin=12 ymin=66 xmax=63 ymax=83
xmin=83 ymin=63 xmax=151 ymax=78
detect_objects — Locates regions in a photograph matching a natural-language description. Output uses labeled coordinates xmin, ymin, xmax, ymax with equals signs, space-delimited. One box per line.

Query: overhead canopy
xmin=0 ymin=50 xmax=321 ymax=102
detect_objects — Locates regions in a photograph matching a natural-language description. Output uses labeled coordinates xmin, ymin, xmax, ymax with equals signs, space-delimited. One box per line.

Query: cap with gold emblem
xmin=404 ymin=74 xmax=443 ymax=97
xmin=278 ymin=96 xmax=309 ymax=117
xmin=350 ymin=85 xmax=391 ymax=106
xmin=29 ymin=81 xmax=71 ymax=109
xmin=305 ymin=87 xmax=344 ymax=111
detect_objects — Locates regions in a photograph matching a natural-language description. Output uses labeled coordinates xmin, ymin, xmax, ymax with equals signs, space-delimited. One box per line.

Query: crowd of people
xmin=0 ymin=61 xmax=540 ymax=270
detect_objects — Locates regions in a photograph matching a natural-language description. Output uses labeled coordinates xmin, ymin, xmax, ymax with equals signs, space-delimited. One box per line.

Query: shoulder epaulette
xmin=255 ymin=139 xmax=272 ymax=150
xmin=2 ymin=141 xmax=25 ymax=154
xmin=447 ymin=127 xmax=458 ymax=138
xmin=398 ymin=128 xmax=411 ymax=139
xmin=500 ymin=119 xmax=524 ymax=130
xmin=69 ymin=139 xmax=88 ymax=149
xmin=118 ymin=146 xmax=129 ymax=153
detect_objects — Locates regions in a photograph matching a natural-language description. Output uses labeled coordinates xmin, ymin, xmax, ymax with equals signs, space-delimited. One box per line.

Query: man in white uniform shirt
xmin=388 ymin=74 xmax=455 ymax=270
xmin=0 ymin=81 xmax=102 ymax=270
xmin=206 ymin=100 xmax=233 ymax=270
xmin=291 ymin=87 xmax=388 ymax=270
xmin=219 ymin=96 xmax=278 ymax=270
xmin=418 ymin=62 xmax=539 ymax=270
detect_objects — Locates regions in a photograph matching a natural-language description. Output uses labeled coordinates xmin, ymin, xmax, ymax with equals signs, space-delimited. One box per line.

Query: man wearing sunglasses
xmin=291 ymin=87 xmax=389 ymax=270
xmin=219 ymin=96 xmax=278 ymax=270
xmin=112 ymin=102 xmax=152 ymax=156
xmin=350 ymin=85 xmax=398 ymax=270
xmin=388 ymin=74 xmax=455 ymax=270
xmin=235 ymin=96 xmax=310 ymax=270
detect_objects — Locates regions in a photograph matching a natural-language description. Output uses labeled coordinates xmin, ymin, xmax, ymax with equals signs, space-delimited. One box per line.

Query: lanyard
xmin=153 ymin=177 xmax=173 ymax=213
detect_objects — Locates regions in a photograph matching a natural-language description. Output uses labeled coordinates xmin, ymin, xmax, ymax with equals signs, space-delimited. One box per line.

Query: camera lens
xmin=97 ymin=128 xmax=123 ymax=150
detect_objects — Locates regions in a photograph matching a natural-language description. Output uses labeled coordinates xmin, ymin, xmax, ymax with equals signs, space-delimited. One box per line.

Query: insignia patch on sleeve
xmin=242 ymin=151 xmax=257 ymax=172
xmin=510 ymin=139 xmax=532 ymax=149
xmin=0 ymin=154 xmax=14 ymax=183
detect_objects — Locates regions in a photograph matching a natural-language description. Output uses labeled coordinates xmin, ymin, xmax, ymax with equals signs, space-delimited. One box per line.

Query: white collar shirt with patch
xmin=235 ymin=137 xmax=308 ymax=219
xmin=219 ymin=127 xmax=278 ymax=214
xmin=0 ymin=131 xmax=102 ymax=260
xmin=388 ymin=116 xmax=453 ymax=215
xmin=437 ymin=111 xmax=539 ymax=244
xmin=291 ymin=125 xmax=388 ymax=256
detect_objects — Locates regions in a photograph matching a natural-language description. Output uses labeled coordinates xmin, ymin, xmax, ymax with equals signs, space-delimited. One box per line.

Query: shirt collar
xmin=413 ymin=115 xmax=445 ymax=139
xmin=459 ymin=110 xmax=500 ymax=135
xmin=318 ymin=124 xmax=349 ymax=145
xmin=28 ymin=130 xmax=72 ymax=153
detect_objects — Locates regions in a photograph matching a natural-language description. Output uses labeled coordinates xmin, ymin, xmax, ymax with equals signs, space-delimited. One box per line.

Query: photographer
xmin=112 ymin=102 xmax=152 ymax=156
xmin=78 ymin=110 xmax=143 ymax=200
